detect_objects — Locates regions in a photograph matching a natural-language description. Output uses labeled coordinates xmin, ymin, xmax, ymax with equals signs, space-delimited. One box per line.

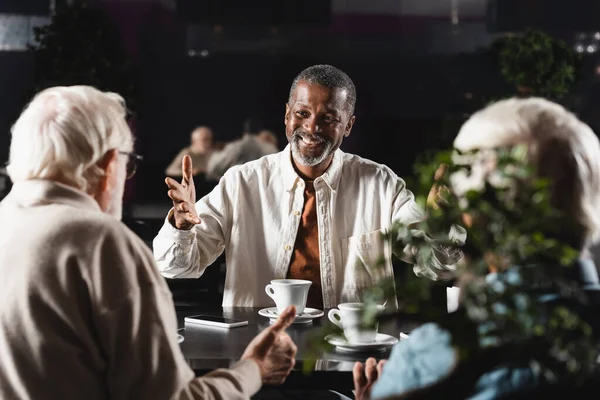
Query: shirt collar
xmin=280 ymin=144 xmax=343 ymax=192
xmin=4 ymin=179 xmax=102 ymax=212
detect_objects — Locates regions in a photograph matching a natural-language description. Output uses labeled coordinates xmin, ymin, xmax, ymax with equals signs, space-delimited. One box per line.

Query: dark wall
xmin=134 ymin=49 xmax=451 ymax=201
xmin=0 ymin=0 xmax=49 ymax=14
xmin=133 ymin=30 xmax=494 ymax=203
xmin=2 ymin=2 xmax=598 ymax=207
xmin=0 ymin=52 xmax=35 ymax=164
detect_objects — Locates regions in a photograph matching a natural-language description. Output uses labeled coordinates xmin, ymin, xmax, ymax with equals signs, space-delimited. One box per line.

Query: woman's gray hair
xmin=7 ymin=85 xmax=133 ymax=191
xmin=454 ymin=97 xmax=600 ymax=251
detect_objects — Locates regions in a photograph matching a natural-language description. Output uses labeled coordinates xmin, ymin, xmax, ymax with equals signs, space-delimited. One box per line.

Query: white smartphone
xmin=184 ymin=314 xmax=249 ymax=329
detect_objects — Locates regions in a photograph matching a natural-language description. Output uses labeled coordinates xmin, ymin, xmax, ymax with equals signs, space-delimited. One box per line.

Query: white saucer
xmin=325 ymin=333 xmax=398 ymax=352
xmin=258 ymin=307 xmax=324 ymax=324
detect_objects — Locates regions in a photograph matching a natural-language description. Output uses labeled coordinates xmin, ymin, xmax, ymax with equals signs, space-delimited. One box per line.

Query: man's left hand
xmin=426 ymin=163 xmax=450 ymax=210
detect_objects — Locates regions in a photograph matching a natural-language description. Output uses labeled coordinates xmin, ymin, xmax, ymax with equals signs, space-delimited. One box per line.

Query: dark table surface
xmin=177 ymin=307 xmax=422 ymax=393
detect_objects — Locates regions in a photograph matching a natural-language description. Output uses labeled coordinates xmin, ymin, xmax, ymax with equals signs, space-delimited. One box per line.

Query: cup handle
xmin=328 ymin=309 xmax=343 ymax=329
xmin=265 ymin=284 xmax=275 ymax=299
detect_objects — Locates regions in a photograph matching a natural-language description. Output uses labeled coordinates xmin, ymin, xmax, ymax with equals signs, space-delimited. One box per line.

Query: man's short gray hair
xmin=288 ymin=64 xmax=357 ymax=115
xmin=7 ymin=85 xmax=133 ymax=191
xmin=454 ymin=97 xmax=600 ymax=251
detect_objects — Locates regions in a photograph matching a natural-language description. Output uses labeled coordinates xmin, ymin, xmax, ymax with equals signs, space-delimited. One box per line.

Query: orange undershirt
xmin=286 ymin=181 xmax=323 ymax=309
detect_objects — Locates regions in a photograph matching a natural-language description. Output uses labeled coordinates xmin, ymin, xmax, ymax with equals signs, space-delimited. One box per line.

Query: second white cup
xmin=265 ymin=279 xmax=312 ymax=315
xmin=328 ymin=302 xmax=384 ymax=344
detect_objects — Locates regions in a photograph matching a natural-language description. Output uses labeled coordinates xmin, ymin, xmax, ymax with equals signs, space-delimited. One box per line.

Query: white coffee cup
xmin=328 ymin=302 xmax=384 ymax=344
xmin=265 ymin=279 xmax=312 ymax=315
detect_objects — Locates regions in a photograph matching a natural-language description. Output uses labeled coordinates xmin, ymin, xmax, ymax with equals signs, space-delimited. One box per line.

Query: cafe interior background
xmin=1 ymin=0 xmax=600 ymax=309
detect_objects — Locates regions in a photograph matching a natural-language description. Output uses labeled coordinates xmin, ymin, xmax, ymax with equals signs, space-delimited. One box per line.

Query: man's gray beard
xmin=290 ymin=136 xmax=334 ymax=167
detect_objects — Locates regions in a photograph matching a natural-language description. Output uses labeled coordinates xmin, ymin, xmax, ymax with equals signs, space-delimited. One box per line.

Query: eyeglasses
xmin=119 ymin=151 xmax=143 ymax=179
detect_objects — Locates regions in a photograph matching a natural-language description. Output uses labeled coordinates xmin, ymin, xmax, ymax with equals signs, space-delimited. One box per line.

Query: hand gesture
xmin=426 ymin=163 xmax=450 ymax=210
xmin=166 ymin=155 xmax=201 ymax=230
xmin=353 ymin=357 xmax=387 ymax=400
xmin=241 ymin=305 xmax=298 ymax=385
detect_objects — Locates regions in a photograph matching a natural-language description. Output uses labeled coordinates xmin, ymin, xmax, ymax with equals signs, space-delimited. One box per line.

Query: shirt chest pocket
xmin=341 ymin=229 xmax=392 ymax=293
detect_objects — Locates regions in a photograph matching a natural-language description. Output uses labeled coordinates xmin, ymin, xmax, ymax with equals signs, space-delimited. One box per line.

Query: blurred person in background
xmin=205 ymin=117 xmax=278 ymax=181
xmin=0 ymin=85 xmax=297 ymax=400
xmin=258 ymin=129 xmax=279 ymax=149
xmin=166 ymin=126 xmax=214 ymax=178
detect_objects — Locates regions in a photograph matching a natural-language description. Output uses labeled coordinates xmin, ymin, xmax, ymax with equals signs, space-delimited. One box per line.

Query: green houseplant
xmin=441 ymin=29 xmax=582 ymax=156
xmin=305 ymin=146 xmax=600 ymax=392
xmin=491 ymin=29 xmax=582 ymax=100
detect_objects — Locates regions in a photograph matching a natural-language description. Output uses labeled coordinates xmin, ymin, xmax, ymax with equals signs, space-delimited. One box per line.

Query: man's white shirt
xmin=153 ymin=145 xmax=463 ymax=307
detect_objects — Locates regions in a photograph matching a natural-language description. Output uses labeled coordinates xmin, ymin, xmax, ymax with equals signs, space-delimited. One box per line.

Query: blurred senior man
xmin=0 ymin=85 xmax=297 ymax=400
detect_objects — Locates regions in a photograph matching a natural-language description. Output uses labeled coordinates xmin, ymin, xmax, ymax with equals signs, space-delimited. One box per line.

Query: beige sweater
xmin=0 ymin=180 xmax=261 ymax=400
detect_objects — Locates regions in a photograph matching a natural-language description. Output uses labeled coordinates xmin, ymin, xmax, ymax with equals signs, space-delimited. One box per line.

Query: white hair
xmin=7 ymin=85 xmax=133 ymax=191
xmin=454 ymin=97 xmax=600 ymax=251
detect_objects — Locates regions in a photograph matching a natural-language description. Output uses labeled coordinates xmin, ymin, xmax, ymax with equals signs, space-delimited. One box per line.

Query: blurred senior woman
xmin=354 ymin=97 xmax=600 ymax=400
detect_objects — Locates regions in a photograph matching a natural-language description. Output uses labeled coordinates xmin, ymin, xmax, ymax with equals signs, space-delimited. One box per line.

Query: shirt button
xmin=293 ymin=210 xmax=301 ymax=216
xmin=284 ymin=244 xmax=292 ymax=251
